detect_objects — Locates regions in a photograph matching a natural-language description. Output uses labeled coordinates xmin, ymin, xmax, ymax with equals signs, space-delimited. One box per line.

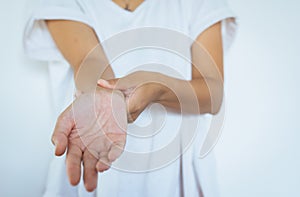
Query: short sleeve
xmin=23 ymin=0 xmax=95 ymax=61
xmin=183 ymin=0 xmax=238 ymax=52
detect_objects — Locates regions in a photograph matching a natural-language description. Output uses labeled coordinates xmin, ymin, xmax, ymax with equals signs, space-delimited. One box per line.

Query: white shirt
xmin=24 ymin=0 xmax=237 ymax=196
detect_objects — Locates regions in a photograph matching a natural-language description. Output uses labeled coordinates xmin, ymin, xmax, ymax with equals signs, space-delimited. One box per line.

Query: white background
xmin=0 ymin=0 xmax=299 ymax=196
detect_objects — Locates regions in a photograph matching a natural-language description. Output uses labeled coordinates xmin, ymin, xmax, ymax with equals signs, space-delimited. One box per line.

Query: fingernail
xmin=97 ymin=79 xmax=108 ymax=85
xmin=51 ymin=139 xmax=55 ymax=146
xmin=52 ymin=138 xmax=58 ymax=146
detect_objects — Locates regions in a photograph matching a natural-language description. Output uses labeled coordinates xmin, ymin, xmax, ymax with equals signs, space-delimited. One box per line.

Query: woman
xmin=24 ymin=0 xmax=237 ymax=196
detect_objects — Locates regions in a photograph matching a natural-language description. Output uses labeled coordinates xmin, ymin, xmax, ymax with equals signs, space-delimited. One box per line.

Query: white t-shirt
xmin=24 ymin=0 xmax=237 ymax=196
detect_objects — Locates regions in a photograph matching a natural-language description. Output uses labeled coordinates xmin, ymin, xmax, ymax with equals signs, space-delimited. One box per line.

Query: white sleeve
xmin=183 ymin=0 xmax=238 ymax=52
xmin=23 ymin=0 xmax=95 ymax=61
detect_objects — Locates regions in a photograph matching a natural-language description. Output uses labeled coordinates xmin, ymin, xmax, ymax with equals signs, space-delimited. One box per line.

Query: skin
xmin=46 ymin=20 xmax=127 ymax=192
xmin=112 ymin=0 xmax=145 ymax=11
xmin=98 ymin=21 xmax=224 ymax=122
xmin=46 ymin=0 xmax=225 ymax=191
xmin=52 ymin=89 xmax=127 ymax=191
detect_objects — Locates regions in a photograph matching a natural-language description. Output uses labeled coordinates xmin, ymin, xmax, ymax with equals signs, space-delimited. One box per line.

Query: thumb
xmin=97 ymin=78 xmax=132 ymax=91
xmin=97 ymin=78 xmax=119 ymax=89
xmin=51 ymin=106 xmax=74 ymax=156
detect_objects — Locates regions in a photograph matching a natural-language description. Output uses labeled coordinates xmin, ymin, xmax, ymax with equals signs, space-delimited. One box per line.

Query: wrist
xmin=140 ymin=72 xmax=167 ymax=103
xmin=75 ymin=86 xmax=124 ymax=100
xmin=149 ymin=82 xmax=168 ymax=103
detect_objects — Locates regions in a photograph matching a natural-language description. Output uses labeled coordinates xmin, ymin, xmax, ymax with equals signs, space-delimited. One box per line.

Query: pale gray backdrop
xmin=0 ymin=0 xmax=299 ymax=196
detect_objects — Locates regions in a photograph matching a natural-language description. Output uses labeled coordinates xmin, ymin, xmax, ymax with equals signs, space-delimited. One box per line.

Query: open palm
xmin=52 ymin=88 xmax=127 ymax=192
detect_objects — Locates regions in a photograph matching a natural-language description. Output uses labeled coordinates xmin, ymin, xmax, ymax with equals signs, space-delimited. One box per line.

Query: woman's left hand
xmin=98 ymin=72 xmax=165 ymax=123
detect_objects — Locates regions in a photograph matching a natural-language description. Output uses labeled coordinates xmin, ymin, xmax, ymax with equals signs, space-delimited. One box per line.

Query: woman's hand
xmin=98 ymin=72 xmax=165 ymax=122
xmin=51 ymin=88 xmax=127 ymax=192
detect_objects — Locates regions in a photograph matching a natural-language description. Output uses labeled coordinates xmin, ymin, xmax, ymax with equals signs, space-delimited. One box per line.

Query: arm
xmin=46 ymin=20 xmax=114 ymax=92
xmin=47 ymin=20 xmax=127 ymax=192
xmin=158 ymin=22 xmax=224 ymax=114
xmin=98 ymin=22 xmax=224 ymax=121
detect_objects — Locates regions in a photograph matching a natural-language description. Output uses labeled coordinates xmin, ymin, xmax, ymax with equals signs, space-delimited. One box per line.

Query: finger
xmin=126 ymin=94 xmax=140 ymax=123
xmin=127 ymin=114 xmax=134 ymax=123
xmin=96 ymin=161 xmax=111 ymax=172
xmin=125 ymin=97 xmax=134 ymax=123
xmin=97 ymin=79 xmax=118 ymax=89
xmin=83 ymin=150 xmax=98 ymax=192
xmin=108 ymin=141 xmax=125 ymax=162
xmin=66 ymin=144 xmax=82 ymax=186
xmin=96 ymin=153 xmax=111 ymax=172
xmin=52 ymin=107 xmax=74 ymax=156
xmin=98 ymin=78 xmax=134 ymax=91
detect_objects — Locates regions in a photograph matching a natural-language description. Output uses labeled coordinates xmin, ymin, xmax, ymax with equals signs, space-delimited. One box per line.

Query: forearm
xmin=46 ymin=20 xmax=114 ymax=93
xmin=155 ymin=24 xmax=224 ymax=114
xmin=73 ymin=47 xmax=115 ymax=94
xmin=151 ymin=72 xmax=223 ymax=114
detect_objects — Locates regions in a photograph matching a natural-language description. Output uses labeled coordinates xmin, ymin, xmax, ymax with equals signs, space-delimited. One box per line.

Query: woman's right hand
xmin=51 ymin=88 xmax=127 ymax=192
xmin=97 ymin=71 xmax=165 ymax=123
